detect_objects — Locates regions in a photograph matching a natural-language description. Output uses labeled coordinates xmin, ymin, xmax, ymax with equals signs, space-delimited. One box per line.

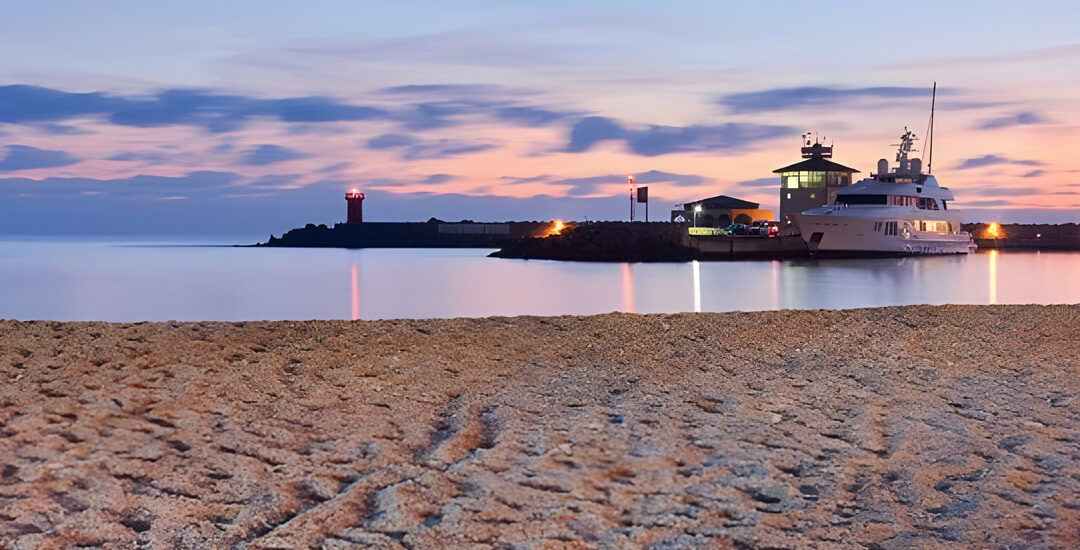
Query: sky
xmin=1 ymin=0 xmax=1078 ymax=239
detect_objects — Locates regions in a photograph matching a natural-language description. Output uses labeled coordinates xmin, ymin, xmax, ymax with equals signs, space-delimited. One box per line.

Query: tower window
xmin=799 ymin=171 xmax=826 ymax=188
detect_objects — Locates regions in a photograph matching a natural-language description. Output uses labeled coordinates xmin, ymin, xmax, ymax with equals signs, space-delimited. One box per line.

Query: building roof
xmin=772 ymin=156 xmax=859 ymax=173
xmin=685 ymin=194 xmax=760 ymax=210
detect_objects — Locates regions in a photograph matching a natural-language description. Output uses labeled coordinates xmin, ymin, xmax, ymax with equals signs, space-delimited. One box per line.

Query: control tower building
xmin=773 ymin=137 xmax=858 ymax=227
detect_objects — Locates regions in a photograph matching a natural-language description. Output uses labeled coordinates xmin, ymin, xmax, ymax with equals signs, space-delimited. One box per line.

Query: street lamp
xmin=693 ymin=204 xmax=702 ymax=228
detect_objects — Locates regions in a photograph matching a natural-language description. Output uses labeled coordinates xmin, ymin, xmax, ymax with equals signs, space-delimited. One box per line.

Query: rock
xmin=752 ymin=485 xmax=788 ymax=504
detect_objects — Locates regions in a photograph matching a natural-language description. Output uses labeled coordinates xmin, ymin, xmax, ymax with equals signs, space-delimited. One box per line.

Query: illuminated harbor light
xmin=541 ymin=219 xmax=569 ymax=237
xmin=986 ymin=222 xmax=1001 ymax=238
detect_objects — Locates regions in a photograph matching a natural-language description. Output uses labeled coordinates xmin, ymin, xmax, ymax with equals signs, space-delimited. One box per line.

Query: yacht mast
xmin=927 ymin=82 xmax=936 ymax=174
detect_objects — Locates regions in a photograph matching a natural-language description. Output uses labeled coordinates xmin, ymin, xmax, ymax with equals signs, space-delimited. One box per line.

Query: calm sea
xmin=1 ymin=240 xmax=1078 ymax=321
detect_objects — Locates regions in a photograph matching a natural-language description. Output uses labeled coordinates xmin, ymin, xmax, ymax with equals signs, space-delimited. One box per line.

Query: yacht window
xmin=942 ymin=200 xmax=948 ymax=210
xmin=836 ymin=194 xmax=886 ymax=205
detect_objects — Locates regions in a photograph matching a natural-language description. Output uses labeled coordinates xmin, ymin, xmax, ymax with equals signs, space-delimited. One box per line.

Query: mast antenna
xmin=927 ymin=82 xmax=936 ymax=174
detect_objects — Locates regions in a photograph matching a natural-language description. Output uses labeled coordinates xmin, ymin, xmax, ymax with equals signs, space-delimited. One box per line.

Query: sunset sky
xmin=2 ymin=0 xmax=1078 ymax=238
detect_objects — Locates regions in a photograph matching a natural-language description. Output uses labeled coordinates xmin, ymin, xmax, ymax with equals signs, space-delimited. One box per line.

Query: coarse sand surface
xmin=1 ymin=305 xmax=1079 ymax=548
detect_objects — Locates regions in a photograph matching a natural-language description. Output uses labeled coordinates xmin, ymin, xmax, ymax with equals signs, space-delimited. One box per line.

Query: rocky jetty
xmin=490 ymin=222 xmax=698 ymax=262
xmin=2 ymin=305 xmax=1079 ymax=548
xmin=259 ymin=220 xmax=550 ymax=249
xmin=965 ymin=223 xmax=1080 ymax=250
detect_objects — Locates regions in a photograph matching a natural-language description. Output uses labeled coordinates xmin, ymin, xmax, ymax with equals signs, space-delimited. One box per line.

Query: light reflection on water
xmin=350 ymin=263 xmax=360 ymax=320
xmin=1 ymin=241 xmax=1078 ymax=321
xmin=621 ymin=263 xmax=635 ymax=313
xmin=989 ymin=249 xmax=998 ymax=305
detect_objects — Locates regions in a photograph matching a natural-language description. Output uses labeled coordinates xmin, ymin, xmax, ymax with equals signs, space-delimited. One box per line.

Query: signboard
xmin=636 ymin=186 xmax=648 ymax=202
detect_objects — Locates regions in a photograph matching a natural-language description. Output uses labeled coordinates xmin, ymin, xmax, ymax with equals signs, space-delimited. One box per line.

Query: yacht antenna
xmin=927 ymin=82 xmax=936 ymax=174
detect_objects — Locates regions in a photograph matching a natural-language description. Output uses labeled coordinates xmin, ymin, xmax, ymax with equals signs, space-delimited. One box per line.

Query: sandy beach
xmin=2 ymin=305 xmax=1079 ymax=549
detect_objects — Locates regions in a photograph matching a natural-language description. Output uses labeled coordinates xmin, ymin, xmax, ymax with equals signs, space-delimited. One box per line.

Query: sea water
xmin=1 ymin=240 xmax=1078 ymax=321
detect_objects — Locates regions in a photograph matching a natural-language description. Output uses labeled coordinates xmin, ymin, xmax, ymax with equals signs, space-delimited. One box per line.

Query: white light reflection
xmin=770 ymin=260 xmax=780 ymax=310
xmin=692 ymin=260 xmax=701 ymax=313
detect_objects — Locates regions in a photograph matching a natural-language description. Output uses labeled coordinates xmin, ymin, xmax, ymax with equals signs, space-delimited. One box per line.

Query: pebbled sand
xmin=1 ymin=305 xmax=1079 ymax=549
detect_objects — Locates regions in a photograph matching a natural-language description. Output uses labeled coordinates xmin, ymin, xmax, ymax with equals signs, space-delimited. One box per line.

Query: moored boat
xmin=796 ymin=114 xmax=976 ymax=256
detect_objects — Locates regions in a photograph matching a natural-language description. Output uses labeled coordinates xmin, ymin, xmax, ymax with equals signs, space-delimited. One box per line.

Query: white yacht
xmin=795 ymin=128 xmax=976 ymax=256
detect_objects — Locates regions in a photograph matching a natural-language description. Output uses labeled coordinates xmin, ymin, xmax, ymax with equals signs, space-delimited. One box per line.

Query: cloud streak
xmin=978 ymin=111 xmax=1050 ymax=130
xmin=366 ymin=133 xmax=497 ymax=160
xmin=244 ymin=144 xmax=309 ymax=165
xmin=0 ymin=145 xmax=81 ymax=171
xmin=0 ymin=85 xmax=388 ymax=132
xmin=717 ymin=86 xmax=933 ymax=113
xmin=954 ymin=154 xmax=1043 ymax=170
xmin=566 ymin=116 xmax=792 ymax=156
xmin=977 ymin=186 xmax=1040 ymax=197
xmin=734 ymin=177 xmax=778 ymax=188
xmin=0 ymin=171 xmax=240 ymax=199
xmin=549 ymin=170 xmax=709 ymax=196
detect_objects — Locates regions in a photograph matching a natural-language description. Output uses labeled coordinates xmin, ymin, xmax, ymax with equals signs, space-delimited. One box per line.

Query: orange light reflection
xmin=988 ymin=249 xmax=998 ymax=305
xmin=621 ymin=263 xmax=636 ymax=313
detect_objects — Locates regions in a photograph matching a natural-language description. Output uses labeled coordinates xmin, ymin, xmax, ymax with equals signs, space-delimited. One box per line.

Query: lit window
xmin=809 ymin=193 xmax=816 ymax=199
xmin=786 ymin=193 xmax=791 ymax=199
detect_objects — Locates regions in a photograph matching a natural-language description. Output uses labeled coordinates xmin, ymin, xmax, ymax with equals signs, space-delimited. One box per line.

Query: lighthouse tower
xmin=345 ymin=190 xmax=365 ymax=224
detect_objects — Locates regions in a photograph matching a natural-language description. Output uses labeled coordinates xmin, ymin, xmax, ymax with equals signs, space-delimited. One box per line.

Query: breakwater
xmin=490 ymin=222 xmax=808 ymax=261
xmin=964 ymin=223 xmax=1080 ymax=250
xmin=257 ymin=220 xmax=1080 ymax=259
xmin=490 ymin=222 xmax=698 ymax=261
xmin=259 ymin=220 xmax=549 ymax=248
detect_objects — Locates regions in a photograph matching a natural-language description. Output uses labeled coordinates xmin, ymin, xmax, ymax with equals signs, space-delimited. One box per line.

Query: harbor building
xmin=671 ymin=195 xmax=774 ymax=227
xmin=773 ymin=139 xmax=858 ymax=226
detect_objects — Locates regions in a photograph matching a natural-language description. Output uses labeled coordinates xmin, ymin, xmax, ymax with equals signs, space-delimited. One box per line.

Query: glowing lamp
xmin=544 ymin=219 xmax=568 ymax=237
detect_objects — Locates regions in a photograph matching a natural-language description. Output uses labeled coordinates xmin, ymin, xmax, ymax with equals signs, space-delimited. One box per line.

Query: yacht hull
xmin=796 ymin=212 xmax=976 ymax=256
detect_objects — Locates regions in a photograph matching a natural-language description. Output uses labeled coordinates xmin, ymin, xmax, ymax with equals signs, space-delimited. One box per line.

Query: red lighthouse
xmin=345 ymin=190 xmax=365 ymax=223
